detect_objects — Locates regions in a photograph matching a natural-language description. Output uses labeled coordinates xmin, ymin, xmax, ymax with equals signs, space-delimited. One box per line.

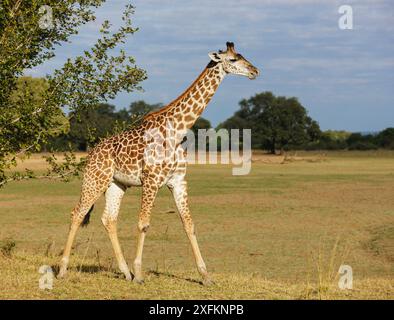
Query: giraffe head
xmin=208 ymin=42 xmax=260 ymax=79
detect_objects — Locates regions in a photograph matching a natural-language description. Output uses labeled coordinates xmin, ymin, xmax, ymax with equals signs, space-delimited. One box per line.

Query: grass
xmin=0 ymin=151 xmax=393 ymax=299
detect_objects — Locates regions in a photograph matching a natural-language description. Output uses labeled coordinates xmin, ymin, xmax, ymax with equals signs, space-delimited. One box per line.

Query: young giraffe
xmin=58 ymin=42 xmax=259 ymax=285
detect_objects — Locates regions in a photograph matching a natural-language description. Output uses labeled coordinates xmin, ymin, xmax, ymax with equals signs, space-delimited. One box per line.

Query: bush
xmin=0 ymin=239 xmax=16 ymax=258
xmin=348 ymin=142 xmax=378 ymax=150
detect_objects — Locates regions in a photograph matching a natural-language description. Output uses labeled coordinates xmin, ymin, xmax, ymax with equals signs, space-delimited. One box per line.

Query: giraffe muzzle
xmin=248 ymin=67 xmax=260 ymax=80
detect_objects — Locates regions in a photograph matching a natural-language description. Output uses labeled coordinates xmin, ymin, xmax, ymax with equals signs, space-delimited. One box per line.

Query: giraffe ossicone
xmin=58 ymin=42 xmax=259 ymax=284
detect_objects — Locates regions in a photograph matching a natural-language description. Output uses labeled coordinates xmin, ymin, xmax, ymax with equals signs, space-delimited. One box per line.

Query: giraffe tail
xmin=81 ymin=205 xmax=94 ymax=227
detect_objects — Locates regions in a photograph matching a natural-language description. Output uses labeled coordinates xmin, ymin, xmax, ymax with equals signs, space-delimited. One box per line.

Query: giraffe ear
xmin=208 ymin=52 xmax=221 ymax=62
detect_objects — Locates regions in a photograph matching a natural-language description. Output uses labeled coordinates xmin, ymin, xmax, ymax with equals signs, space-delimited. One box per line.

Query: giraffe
xmin=58 ymin=42 xmax=259 ymax=285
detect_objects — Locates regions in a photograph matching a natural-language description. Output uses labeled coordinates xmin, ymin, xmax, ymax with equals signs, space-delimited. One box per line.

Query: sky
xmin=28 ymin=0 xmax=394 ymax=132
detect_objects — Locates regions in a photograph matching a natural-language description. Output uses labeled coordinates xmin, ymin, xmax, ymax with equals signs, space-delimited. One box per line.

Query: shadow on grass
xmin=77 ymin=265 xmax=109 ymax=273
xmin=148 ymin=270 xmax=203 ymax=285
xmin=77 ymin=265 xmax=130 ymax=280
xmin=51 ymin=264 xmax=60 ymax=275
xmin=51 ymin=264 xmax=117 ymax=277
xmin=51 ymin=263 xmax=204 ymax=284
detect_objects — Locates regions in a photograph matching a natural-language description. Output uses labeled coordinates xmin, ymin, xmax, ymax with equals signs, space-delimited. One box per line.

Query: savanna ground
xmin=0 ymin=151 xmax=393 ymax=299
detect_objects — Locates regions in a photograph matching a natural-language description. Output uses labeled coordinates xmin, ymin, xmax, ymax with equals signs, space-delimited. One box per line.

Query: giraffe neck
xmin=166 ymin=61 xmax=226 ymax=130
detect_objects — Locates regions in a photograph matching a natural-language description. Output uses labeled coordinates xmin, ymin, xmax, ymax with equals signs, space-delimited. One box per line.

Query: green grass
xmin=0 ymin=151 xmax=393 ymax=299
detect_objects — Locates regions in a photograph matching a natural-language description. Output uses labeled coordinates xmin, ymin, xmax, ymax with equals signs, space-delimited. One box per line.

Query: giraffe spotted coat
xmin=58 ymin=42 xmax=259 ymax=285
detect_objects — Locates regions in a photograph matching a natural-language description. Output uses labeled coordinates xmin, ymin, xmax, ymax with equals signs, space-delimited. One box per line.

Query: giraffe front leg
xmin=133 ymin=181 xmax=158 ymax=284
xmin=168 ymin=178 xmax=213 ymax=286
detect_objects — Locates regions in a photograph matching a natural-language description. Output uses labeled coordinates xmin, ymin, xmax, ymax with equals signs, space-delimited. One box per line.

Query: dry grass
xmin=0 ymin=253 xmax=392 ymax=300
xmin=0 ymin=151 xmax=393 ymax=299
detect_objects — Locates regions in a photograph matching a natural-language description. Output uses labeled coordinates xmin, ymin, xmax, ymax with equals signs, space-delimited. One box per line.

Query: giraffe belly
xmin=113 ymin=170 xmax=142 ymax=187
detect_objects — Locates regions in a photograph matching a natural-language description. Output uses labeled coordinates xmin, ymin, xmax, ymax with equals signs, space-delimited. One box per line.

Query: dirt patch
xmin=252 ymin=152 xmax=328 ymax=164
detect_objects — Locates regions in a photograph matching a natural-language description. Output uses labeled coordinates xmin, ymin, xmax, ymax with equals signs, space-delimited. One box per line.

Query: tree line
xmin=7 ymin=77 xmax=394 ymax=155
xmin=218 ymin=92 xmax=394 ymax=153
xmin=46 ymin=91 xmax=394 ymax=154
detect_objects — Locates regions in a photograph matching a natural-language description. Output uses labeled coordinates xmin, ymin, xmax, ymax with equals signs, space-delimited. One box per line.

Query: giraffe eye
xmin=229 ymin=58 xmax=237 ymax=62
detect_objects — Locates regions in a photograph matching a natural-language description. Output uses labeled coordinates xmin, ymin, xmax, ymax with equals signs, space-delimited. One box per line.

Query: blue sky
xmin=29 ymin=0 xmax=394 ymax=131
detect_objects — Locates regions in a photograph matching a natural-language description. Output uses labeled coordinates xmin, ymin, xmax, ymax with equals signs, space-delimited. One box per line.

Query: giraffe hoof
xmin=202 ymin=277 xmax=214 ymax=286
xmin=133 ymin=277 xmax=145 ymax=285
xmin=57 ymin=270 xmax=67 ymax=279
xmin=125 ymin=274 xmax=132 ymax=281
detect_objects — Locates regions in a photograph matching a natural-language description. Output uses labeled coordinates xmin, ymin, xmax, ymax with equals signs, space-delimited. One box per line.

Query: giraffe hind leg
xmin=58 ymin=173 xmax=112 ymax=278
xmin=58 ymin=196 xmax=99 ymax=278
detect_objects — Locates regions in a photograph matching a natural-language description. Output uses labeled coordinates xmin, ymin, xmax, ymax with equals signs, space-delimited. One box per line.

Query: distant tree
xmin=219 ymin=92 xmax=321 ymax=153
xmin=45 ymin=103 xmax=115 ymax=151
xmin=69 ymin=104 xmax=119 ymax=150
xmin=375 ymin=128 xmax=394 ymax=149
xmin=219 ymin=115 xmax=249 ymax=131
xmin=309 ymin=130 xmax=350 ymax=150
xmin=115 ymin=108 xmax=130 ymax=123
xmin=191 ymin=117 xmax=211 ymax=135
xmin=346 ymin=133 xmax=378 ymax=150
xmin=346 ymin=133 xmax=364 ymax=146
xmin=324 ymin=130 xmax=352 ymax=141
xmin=128 ymin=100 xmax=162 ymax=118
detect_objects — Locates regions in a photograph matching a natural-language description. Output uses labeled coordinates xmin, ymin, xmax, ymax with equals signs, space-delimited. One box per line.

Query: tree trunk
xmin=270 ymin=138 xmax=276 ymax=154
